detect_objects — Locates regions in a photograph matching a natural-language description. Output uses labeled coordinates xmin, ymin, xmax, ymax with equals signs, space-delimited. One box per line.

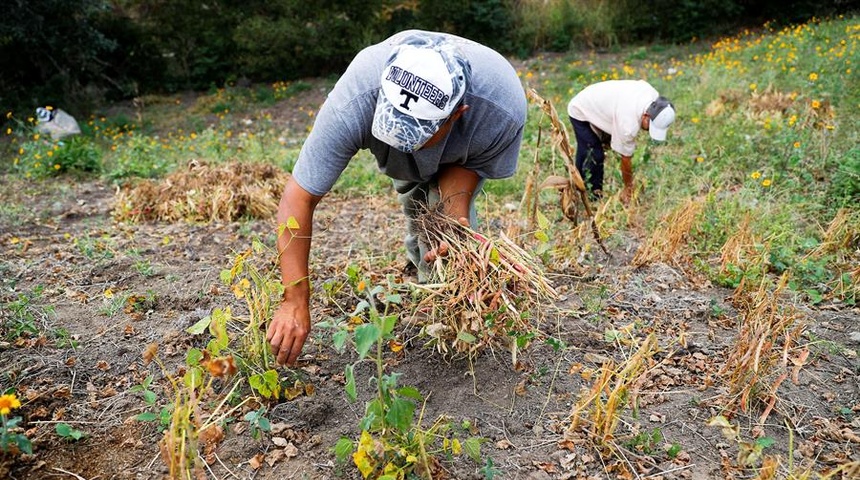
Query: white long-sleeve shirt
xmin=567 ymin=80 xmax=659 ymax=156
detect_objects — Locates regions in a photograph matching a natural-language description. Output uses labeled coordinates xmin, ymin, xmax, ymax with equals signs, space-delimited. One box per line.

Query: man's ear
xmin=451 ymin=104 xmax=470 ymax=121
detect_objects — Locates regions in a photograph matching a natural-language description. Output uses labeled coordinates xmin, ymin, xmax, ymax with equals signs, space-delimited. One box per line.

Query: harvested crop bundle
xmin=412 ymin=210 xmax=557 ymax=361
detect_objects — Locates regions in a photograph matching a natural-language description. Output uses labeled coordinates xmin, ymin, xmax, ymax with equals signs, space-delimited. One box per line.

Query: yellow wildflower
xmin=749 ymin=83 xmax=757 ymax=91
xmin=811 ymin=100 xmax=821 ymax=109
xmin=0 ymin=393 xmax=21 ymax=416
xmin=793 ymin=141 xmax=801 ymax=148
xmin=762 ymin=179 xmax=772 ymax=187
xmin=808 ymin=72 xmax=818 ymax=81
xmin=751 ymin=171 xmax=762 ymax=179
xmin=691 ymin=117 xmax=700 ymax=124
xmin=696 ymin=156 xmax=705 ymax=163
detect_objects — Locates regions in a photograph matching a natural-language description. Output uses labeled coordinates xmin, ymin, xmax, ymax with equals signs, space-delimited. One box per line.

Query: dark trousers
xmin=569 ymin=117 xmax=606 ymax=193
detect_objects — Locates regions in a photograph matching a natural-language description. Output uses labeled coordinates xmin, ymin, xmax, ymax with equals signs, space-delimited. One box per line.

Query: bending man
xmin=567 ymin=80 xmax=675 ymax=202
xmin=268 ymin=30 xmax=527 ymax=365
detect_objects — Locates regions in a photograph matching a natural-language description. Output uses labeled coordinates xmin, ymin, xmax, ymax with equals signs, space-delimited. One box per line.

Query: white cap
xmin=646 ymin=96 xmax=675 ymax=142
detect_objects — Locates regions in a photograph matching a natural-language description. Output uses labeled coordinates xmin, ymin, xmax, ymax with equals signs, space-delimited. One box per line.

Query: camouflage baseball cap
xmin=372 ymin=32 xmax=471 ymax=153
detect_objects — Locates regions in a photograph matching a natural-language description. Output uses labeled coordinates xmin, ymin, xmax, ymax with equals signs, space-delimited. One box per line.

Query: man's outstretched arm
xmin=620 ymin=154 xmax=633 ymax=204
xmin=268 ymin=176 xmax=322 ymax=365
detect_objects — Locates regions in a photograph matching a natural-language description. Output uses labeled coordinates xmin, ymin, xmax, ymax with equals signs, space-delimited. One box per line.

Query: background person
xmin=267 ymin=30 xmax=527 ymax=366
xmin=567 ymin=80 xmax=675 ymax=203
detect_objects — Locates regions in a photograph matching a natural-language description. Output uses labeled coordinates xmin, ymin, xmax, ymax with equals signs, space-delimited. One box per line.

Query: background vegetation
xmin=1 ymin=0 xmax=855 ymax=117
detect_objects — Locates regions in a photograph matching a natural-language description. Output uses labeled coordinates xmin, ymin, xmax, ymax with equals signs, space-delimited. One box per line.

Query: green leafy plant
xmin=624 ymin=427 xmax=663 ymax=454
xmin=105 ymin=134 xmax=173 ymax=179
xmin=1 ymin=285 xmax=52 ymax=340
xmin=327 ymin=273 xmax=484 ymax=479
xmin=480 ymin=457 xmax=501 ymax=480
xmin=55 ymin=422 xmax=87 ymax=441
xmin=134 ymin=259 xmax=155 ymax=277
xmin=243 ymin=406 xmax=271 ymax=441
xmin=131 ymin=374 xmax=171 ymax=431
xmin=708 ymin=415 xmax=775 ymax=466
xmin=53 ymin=328 xmax=79 ymax=349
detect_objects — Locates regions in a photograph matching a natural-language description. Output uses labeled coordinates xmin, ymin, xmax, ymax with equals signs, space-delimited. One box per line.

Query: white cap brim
xmin=648 ymin=106 xmax=675 ymax=142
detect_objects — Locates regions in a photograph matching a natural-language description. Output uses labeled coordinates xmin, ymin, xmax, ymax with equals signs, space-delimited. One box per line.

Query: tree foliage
xmin=0 ymin=0 xmax=855 ymax=118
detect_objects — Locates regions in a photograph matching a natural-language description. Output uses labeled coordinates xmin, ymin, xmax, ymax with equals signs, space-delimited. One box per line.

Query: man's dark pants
xmin=569 ymin=116 xmax=605 ymax=193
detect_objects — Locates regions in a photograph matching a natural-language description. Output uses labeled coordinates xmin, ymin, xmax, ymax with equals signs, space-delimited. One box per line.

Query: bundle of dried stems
xmin=412 ymin=209 xmax=557 ymax=359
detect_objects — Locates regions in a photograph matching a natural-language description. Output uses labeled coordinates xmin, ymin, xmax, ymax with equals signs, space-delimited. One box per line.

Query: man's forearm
xmin=437 ymin=164 xmax=480 ymax=219
xmin=276 ymin=178 xmax=321 ymax=302
xmin=620 ymin=155 xmax=633 ymax=189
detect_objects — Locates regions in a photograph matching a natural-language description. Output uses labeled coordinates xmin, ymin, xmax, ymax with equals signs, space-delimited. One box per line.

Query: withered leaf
xmin=248 ymin=453 xmax=264 ymax=470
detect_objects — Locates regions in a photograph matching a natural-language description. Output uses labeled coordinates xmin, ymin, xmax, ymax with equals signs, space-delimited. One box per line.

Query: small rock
xmin=526 ymin=470 xmax=552 ymax=480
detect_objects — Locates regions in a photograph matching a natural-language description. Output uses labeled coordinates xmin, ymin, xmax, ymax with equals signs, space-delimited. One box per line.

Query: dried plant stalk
xmin=811 ymin=208 xmax=859 ymax=257
xmin=719 ymin=273 xmax=808 ymax=424
xmin=412 ymin=210 xmax=557 ymax=359
xmin=568 ymin=334 xmax=658 ymax=444
xmin=718 ymin=215 xmax=754 ymax=274
xmin=632 ymin=196 xmax=705 ymax=268
xmin=114 ymin=161 xmax=289 ymax=223
xmin=526 ymin=88 xmax=606 ymax=254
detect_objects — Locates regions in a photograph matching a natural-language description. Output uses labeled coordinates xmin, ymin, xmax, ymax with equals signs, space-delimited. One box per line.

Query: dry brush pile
xmin=113 ymin=160 xmax=288 ymax=223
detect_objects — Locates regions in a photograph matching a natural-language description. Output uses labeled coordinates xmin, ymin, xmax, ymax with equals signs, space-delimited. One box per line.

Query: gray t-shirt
xmin=292 ymin=30 xmax=527 ymax=197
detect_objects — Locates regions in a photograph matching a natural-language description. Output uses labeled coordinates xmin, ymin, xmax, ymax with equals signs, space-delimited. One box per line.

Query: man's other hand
xmin=423 ymin=217 xmax=469 ymax=263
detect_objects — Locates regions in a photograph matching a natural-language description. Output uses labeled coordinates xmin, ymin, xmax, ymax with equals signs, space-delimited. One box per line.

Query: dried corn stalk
xmin=526 ymin=88 xmax=606 ymax=254
xmin=412 ymin=210 xmax=557 ymax=361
